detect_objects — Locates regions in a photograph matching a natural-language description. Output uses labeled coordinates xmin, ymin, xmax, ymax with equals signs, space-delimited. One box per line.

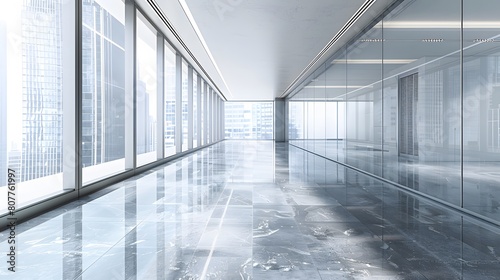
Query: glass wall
xmin=288 ymin=0 xmax=500 ymax=223
xmin=136 ymin=12 xmax=157 ymax=166
xmin=462 ymin=0 xmax=500 ymax=217
xmin=225 ymin=102 xmax=274 ymax=139
xmin=0 ymin=0 xmax=224 ymax=218
xmin=0 ymin=0 xmax=76 ymax=211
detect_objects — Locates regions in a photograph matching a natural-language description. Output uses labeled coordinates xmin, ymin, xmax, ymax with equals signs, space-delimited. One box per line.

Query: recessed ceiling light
xmin=422 ymin=39 xmax=444 ymax=42
xmin=473 ymin=39 xmax=496 ymax=43
xmin=382 ymin=21 xmax=500 ymax=29
xmin=360 ymin=38 xmax=385 ymax=42
xmin=331 ymin=59 xmax=416 ymax=64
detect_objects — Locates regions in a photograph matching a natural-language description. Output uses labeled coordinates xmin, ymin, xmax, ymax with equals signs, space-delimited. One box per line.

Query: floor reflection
xmin=0 ymin=141 xmax=499 ymax=279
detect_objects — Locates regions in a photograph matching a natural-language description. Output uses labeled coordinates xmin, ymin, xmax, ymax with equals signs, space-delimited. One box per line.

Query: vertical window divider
xmin=157 ymin=33 xmax=165 ymax=159
xmin=219 ymin=98 xmax=222 ymax=140
xmin=204 ymin=83 xmax=208 ymax=145
xmin=125 ymin=0 xmax=137 ymax=170
xmin=75 ymin=0 xmax=83 ymax=195
xmin=63 ymin=0 xmax=77 ymax=190
xmin=460 ymin=0 xmax=464 ymax=209
xmin=215 ymin=94 xmax=218 ymax=142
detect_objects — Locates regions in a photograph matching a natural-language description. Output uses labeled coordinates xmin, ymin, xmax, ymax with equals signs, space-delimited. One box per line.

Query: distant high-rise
xmin=0 ymin=21 xmax=7 ymax=186
xmin=165 ymin=100 xmax=176 ymax=147
xmin=224 ymin=102 xmax=273 ymax=139
xmin=136 ymin=80 xmax=150 ymax=154
xmin=82 ymin=0 xmax=125 ymax=167
xmin=21 ymin=0 xmax=63 ymax=181
xmin=252 ymin=102 xmax=273 ymax=139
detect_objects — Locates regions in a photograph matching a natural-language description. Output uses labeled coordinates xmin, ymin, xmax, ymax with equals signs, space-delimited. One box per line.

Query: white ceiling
xmin=144 ymin=0 xmax=399 ymax=101
xmin=182 ymin=0 xmax=365 ymax=101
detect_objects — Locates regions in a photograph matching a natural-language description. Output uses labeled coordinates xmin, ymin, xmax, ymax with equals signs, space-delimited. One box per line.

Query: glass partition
xmin=462 ymin=0 xmax=500 ymax=219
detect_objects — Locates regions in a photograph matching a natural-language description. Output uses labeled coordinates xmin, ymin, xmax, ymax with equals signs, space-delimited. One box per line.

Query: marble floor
xmin=1 ymin=140 xmax=500 ymax=279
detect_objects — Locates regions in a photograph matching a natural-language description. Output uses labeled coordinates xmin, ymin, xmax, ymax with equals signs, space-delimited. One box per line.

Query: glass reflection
xmin=462 ymin=0 xmax=500 ymax=220
xmin=136 ymin=12 xmax=158 ymax=166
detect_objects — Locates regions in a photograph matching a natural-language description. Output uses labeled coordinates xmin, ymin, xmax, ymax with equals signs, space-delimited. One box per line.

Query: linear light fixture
xmin=382 ymin=21 xmax=500 ymax=29
xmin=304 ymin=85 xmax=373 ymax=89
xmin=178 ymin=0 xmax=233 ymax=98
xmin=280 ymin=0 xmax=378 ymax=98
xmin=147 ymin=0 xmax=228 ymax=100
xmin=331 ymin=59 xmax=416 ymax=64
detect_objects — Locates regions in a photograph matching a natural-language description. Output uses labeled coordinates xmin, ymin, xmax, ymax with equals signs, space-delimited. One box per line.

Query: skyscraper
xmin=0 ymin=21 xmax=7 ymax=187
xmin=21 ymin=0 xmax=63 ymax=181
xmin=82 ymin=0 xmax=125 ymax=167
xmin=224 ymin=102 xmax=273 ymax=139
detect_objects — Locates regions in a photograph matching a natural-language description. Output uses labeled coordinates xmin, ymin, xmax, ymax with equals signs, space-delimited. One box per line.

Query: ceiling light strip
xmin=178 ymin=0 xmax=233 ymax=99
xmin=146 ymin=0 xmax=228 ymax=101
xmin=279 ymin=0 xmax=378 ymax=98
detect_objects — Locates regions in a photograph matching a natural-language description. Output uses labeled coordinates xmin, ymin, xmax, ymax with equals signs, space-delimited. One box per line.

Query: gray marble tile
xmin=252 ymin=246 xmax=321 ymax=279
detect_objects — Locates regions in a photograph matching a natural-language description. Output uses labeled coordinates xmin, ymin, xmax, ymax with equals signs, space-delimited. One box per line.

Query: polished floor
xmin=1 ymin=141 xmax=500 ymax=279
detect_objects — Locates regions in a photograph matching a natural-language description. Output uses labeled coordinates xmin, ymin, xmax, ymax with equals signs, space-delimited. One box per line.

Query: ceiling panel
xmin=182 ymin=0 xmax=366 ymax=100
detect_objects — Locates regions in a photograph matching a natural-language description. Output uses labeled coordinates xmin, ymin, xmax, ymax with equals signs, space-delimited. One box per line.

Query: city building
xmin=1 ymin=0 xmax=500 ymax=278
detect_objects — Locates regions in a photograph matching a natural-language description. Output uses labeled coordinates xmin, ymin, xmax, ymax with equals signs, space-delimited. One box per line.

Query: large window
xmin=136 ymin=12 xmax=157 ymax=166
xmin=82 ymin=0 xmax=126 ymax=184
xmin=164 ymin=42 xmax=176 ymax=157
xmin=0 ymin=0 xmax=76 ymax=211
xmin=193 ymin=71 xmax=198 ymax=148
xmin=225 ymin=102 xmax=274 ymax=139
xmin=181 ymin=60 xmax=188 ymax=151
xmin=0 ymin=0 xmax=224 ymax=219
xmin=200 ymin=81 xmax=205 ymax=146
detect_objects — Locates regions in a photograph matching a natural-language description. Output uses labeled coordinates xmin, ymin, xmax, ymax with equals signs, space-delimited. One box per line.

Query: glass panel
xmin=288 ymin=101 xmax=304 ymax=147
xmin=0 ymin=0 xmax=75 ymax=212
xmin=463 ymin=0 xmax=500 ymax=221
xmin=383 ymin=0 xmax=462 ymax=205
xmin=181 ymin=60 xmax=188 ymax=151
xmin=136 ymin=12 xmax=157 ymax=166
xmin=325 ymin=48 xmax=347 ymax=163
xmin=164 ymin=42 xmax=176 ymax=157
xmin=82 ymin=0 xmax=126 ymax=184
xmin=193 ymin=71 xmax=198 ymax=148
xmin=345 ymin=20 xmax=383 ymax=176
xmin=224 ymin=102 xmax=273 ymax=139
